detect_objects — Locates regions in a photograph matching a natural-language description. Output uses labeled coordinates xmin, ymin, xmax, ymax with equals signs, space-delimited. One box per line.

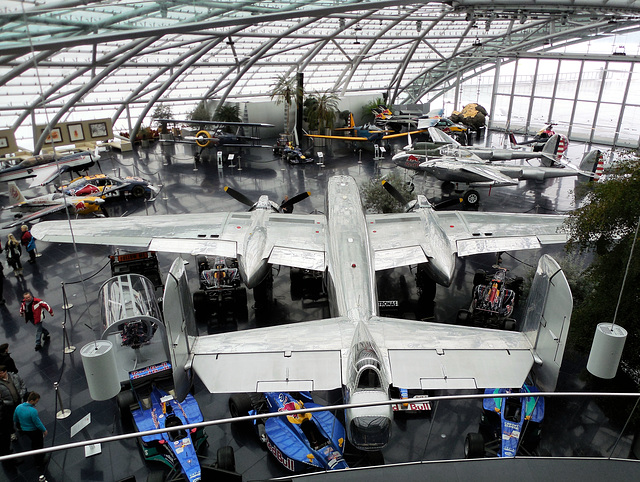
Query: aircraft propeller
xmin=224 ymin=186 xmax=310 ymax=212
xmin=224 ymin=186 xmax=255 ymax=208
xmin=381 ymin=179 xmax=462 ymax=211
xmin=280 ymin=191 xmax=310 ymax=212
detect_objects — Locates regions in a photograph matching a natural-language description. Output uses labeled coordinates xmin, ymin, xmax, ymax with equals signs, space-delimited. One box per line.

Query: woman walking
xmin=5 ymin=234 xmax=22 ymax=277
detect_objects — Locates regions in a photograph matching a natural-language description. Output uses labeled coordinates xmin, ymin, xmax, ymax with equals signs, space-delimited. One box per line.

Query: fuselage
xmin=0 ymin=151 xmax=94 ymax=183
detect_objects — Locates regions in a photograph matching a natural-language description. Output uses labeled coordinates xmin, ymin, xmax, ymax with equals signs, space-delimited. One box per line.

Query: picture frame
xmin=89 ymin=122 xmax=108 ymax=138
xmin=68 ymin=124 xmax=85 ymax=142
xmin=0 ymin=137 xmax=7 ymax=149
xmin=45 ymin=127 xmax=63 ymax=143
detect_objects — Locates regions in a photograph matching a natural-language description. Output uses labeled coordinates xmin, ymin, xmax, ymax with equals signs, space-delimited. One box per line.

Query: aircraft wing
xmin=306 ymin=133 xmax=371 ymax=141
xmin=157 ymin=118 xmax=274 ymax=128
xmin=457 ymin=163 xmax=520 ymax=185
xmin=427 ymin=126 xmax=460 ymax=146
xmin=31 ymin=211 xmax=327 ymax=270
xmin=188 ymin=316 xmax=535 ymax=393
xmin=27 ymin=165 xmax=67 ymax=187
xmin=2 ymin=204 xmax=68 ymax=229
xmin=367 ymin=210 xmax=567 ymax=270
xmin=382 ymin=129 xmax=426 ymax=140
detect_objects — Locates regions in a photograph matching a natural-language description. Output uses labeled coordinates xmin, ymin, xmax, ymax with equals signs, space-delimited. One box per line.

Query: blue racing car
xmin=464 ymin=383 xmax=545 ymax=458
xmin=229 ymin=392 xmax=348 ymax=472
xmin=117 ymin=364 xmax=208 ymax=481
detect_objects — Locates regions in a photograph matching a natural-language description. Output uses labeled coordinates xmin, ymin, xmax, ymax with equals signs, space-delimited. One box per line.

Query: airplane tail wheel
xmin=195 ymin=130 xmax=211 ymax=147
xmin=463 ymin=189 xmax=480 ymax=207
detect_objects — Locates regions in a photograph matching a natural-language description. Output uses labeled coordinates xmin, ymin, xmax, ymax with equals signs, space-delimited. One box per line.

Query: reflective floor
xmin=0 ymin=134 xmax=636 ymax=482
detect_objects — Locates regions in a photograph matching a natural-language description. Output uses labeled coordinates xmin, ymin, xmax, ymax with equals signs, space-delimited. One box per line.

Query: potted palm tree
xmin=270 ymin=74 xmax=301 ymax=135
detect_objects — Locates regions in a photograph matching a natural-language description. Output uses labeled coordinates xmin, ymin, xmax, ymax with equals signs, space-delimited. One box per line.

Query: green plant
xmin=360 ymin=172 xmax=415 ymax=214
xmin=304 ymin=92 xmax=340 ymax=132
xmin=270 ymin=74 xmax=302 ymax=133
xmin=151 ymin=103 xmax=173 ymax=121
xmin=190 ymin=101 xmax=210 ymax=121
xmin=214 ymin=104 xmax=241 ymax=132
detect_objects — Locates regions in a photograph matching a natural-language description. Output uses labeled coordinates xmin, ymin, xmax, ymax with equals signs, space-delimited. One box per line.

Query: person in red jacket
xmin=20 ymin=225 xmax=37 ymax=264
xmin=20 ymin=291 xmax=53 ymax=351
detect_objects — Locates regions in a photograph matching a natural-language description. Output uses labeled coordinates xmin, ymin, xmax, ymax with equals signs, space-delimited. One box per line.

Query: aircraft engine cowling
xmin=345 ymin=390 xmax=393 ymax=451
xmin=520 ymin=169 xmax=547 ymax=181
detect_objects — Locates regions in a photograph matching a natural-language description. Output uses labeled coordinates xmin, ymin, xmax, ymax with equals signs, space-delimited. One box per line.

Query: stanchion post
xmin=54 ymin=381 xmax=71 ymax=420
xmin=62 ymin=320 xmax=76 ymax=354
xmin=61 ymin=282 xmax=73 ymax=310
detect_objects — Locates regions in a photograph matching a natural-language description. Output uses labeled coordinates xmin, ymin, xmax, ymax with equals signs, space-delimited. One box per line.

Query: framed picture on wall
xmin=0 ymin=137 xmax=7 ymax=149
xmin=89 ymin=122 xmax=108 ymax=138
xmin=68 ymin=124 xmax=85 ymax=142
xmin=45 ymin=127 xmax=63 ymax=143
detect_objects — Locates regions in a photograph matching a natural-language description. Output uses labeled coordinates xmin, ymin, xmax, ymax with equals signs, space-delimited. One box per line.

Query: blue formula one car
xmin=464 ymin=383 xmax=545 ymax=458
xmin=117 ymin=364 xmax=208 ymax=482
xmin=229 ymin=392 xmax=348 ymax=472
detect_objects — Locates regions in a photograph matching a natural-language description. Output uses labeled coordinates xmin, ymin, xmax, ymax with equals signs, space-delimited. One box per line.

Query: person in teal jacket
xmin=13 ymin=391 xmax=47 ymax=471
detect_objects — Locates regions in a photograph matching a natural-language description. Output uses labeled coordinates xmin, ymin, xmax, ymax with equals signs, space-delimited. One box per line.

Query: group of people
xmin=0 ymin=344 xmax=48 ymax=473
xmin=0 ymin=225 xmax=37 ymax=307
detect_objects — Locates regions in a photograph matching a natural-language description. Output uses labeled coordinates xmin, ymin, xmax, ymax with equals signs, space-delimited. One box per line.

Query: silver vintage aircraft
xmin=32 ymin=176 xmax=572 ymax=450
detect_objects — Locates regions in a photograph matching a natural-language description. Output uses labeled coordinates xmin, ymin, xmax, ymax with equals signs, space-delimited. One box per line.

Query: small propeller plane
xmin=157 ymin=118 xmax=274 ymax=162
xmin=404 ymin=126 xmax=568 ymax=164
xmin=394 ymin=129 xmax=603 ymax=206
xmin=305 ymin=113 xmax=426 ymax=146
xmin=2 ymin=181 xmax=106 ymax=228
xmin=0 ymin=150 xmax=96 ymax=187
xmin=31 ymin=175 xmax=572 ymax=451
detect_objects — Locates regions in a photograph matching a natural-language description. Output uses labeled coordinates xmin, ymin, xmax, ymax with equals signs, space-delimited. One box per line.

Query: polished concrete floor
xmin=0 ymin=133 xmax=637 ymax=482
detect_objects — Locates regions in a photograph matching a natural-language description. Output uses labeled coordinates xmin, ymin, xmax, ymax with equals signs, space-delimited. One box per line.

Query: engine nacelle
xmin=344 ymin=390 xmax=393 ymax=451
xmin=520 ymin=169 xmax=547 ymax=181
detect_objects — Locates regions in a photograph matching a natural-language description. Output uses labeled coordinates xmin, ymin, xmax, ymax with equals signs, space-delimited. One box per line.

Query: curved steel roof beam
xmin=33 ymin=36 xmax=159 ymax=153
xmin=388 ymin=10 xmax=451 ymax=104
xmin=10 ymin=39 xmax=152 ymax=133
xmin=202 ymin=16 xmax=318 ymax=106
xmin=0 ymin=0 xmax=426 ymax=56
xmin=335 ymin=7 xmax=421 ymax=96
xmin=130 ymin=37 xmax=228 ymax=139
xmin=396 ymin=16 xmax=608 ymax=103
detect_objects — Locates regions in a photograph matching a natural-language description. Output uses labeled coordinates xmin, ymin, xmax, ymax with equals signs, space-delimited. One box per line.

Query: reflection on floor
xmin=0 ymin=135 xmax=635 ymax=481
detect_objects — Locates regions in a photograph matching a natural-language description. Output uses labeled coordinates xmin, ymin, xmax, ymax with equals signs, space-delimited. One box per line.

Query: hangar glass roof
xmin=1 ymin=1 xmax=640 ymax=149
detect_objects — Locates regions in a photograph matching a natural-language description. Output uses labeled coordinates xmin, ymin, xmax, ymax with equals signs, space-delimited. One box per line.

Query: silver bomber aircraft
xmin=31 ymin=176 xmax=572 ymax=450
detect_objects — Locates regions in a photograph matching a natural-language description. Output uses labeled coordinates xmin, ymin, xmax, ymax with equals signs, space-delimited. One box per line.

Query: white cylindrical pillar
xmin=81 ymin=340 xmax=121 ymax=401
xmin=586 ymin=323 xmax=628 ymax=379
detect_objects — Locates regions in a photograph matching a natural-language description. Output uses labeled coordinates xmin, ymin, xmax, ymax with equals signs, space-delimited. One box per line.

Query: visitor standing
xmin=5 ymin=234 xmax=22 ymax=277
xmin=13 ymin=391 xmax=48 ymax=472
xmin=20 ymin=225 xmax=37 ymax=264
xmin=19 ymin=291 xmax=53 ymax=351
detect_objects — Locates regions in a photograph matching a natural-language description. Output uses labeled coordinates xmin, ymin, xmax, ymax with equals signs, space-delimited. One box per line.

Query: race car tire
xmin=146 ymin=470 xmax=165 ymax=482
xmin=229 ymin=393 xmax=253 ymax=418
xmin=117 ymin=389 xmax=136 ymax=432
xmin=473 ymin=269 xmax=487 ymax=287
xmin=464 ymin=432 xmax=485 ymax=458
xmin=216 ymin=446 xmax=236 ymax=472
xmin=463 ymin=189 xmax=480 ymax=207
xmin=193 ymin=290 xmax=209 ymax=323
xmin=504 ymin=319 xmax=516 ymax=331
xmin=131 ymin=185 xmax=146 ymax=198
xmin=457 ymin=309 xmax=471 ymax=325
xmin=363 ymin=450 xmax=385 ymax=466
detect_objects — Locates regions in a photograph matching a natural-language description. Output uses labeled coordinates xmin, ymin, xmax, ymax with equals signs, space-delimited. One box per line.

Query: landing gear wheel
xmin=464 ymin=432 xmax=485 ymax=458
xmin=463 ymin=189 xmax=480 ymax=207
xmin=473 ymin=269 xmax=487 ymax=287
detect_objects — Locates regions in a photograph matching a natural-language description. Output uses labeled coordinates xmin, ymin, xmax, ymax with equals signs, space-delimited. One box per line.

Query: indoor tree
xmin=270 ymin=74 xmax=302 ymax=134
xmin=304 ymin=91 xmax=340 ymax=134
